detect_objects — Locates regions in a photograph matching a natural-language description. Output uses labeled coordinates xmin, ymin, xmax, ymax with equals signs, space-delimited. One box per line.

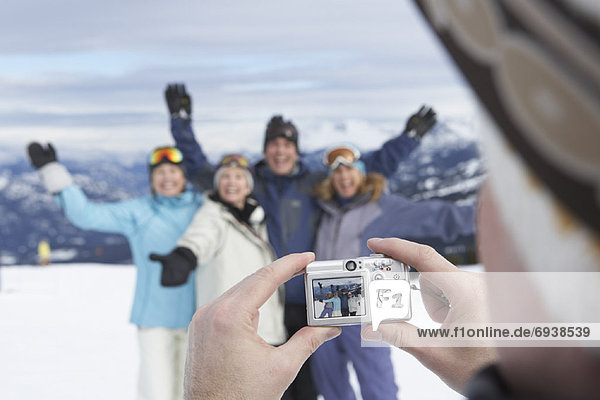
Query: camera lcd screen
xmin=311 ymin=276 xmax=366 ymax=319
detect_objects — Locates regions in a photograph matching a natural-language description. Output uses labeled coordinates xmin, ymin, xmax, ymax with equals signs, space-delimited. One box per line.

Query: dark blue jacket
xmin=170 ymin=117 xmax=214 ymax=191
xmin=170 ymin=116 xmax=420 ymax=304
xmin=362 ymin=193 xmax=476 ymax=256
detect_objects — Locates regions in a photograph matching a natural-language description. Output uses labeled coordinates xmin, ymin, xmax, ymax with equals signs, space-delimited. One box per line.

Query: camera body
xmin=305 ymin=254 xmax=412 ymax=328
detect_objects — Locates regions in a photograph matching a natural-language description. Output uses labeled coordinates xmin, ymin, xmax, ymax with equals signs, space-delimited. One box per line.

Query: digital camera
xmin=305 ymin=254 xmax=412 ymax=329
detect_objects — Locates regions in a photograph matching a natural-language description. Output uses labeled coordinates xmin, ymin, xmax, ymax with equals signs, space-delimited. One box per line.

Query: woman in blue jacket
xmin=311 ymin=143 xmax=476 ymax=400
xmin=27 ymin=142 xmax=203 ymax=400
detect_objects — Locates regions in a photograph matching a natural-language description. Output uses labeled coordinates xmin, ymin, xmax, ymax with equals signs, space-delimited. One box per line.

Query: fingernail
xmin=361 ymin=327 xmax=382 ymax=342
xmin=369 ymin=237 xmax=383 ymax=242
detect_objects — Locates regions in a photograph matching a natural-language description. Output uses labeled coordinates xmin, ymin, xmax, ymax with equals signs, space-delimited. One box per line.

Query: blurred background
xmin=0 ymin=0 xmax=481 ymax=265
xmin=0 ymin=2 xmax=482 ymax=399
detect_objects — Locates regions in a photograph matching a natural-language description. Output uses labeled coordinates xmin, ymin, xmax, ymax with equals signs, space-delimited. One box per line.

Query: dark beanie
xmin=263 ymin=115 xmax=299 ymax=151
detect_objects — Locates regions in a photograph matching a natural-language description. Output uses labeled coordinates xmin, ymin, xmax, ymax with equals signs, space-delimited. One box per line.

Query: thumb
xmin=47 ymin=143 xmax=56 ymax=157
xmin=277 ymin=326 xmax=341 ymax=371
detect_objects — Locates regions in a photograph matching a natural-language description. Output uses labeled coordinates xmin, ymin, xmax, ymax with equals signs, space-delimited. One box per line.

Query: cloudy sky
xmin=0 ymin=0 xmax=477 ymax=163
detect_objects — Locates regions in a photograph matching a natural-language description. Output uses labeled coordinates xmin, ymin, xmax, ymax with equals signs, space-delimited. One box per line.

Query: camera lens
xmin=345 ymin=260 xmax=357 ymax=271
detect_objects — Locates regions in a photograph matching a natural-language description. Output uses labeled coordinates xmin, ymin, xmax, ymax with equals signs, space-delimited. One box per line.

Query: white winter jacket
xmin=177 ymin=195 xmax=286 ymax=345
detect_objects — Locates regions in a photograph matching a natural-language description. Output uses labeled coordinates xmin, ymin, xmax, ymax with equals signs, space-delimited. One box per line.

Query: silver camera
xmin=305 ymin=254 xmax=412 ymax=329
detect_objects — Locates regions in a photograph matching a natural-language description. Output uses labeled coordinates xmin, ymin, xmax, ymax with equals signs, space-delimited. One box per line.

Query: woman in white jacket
xmin=151 ymin=154 xmax=286 ymax=346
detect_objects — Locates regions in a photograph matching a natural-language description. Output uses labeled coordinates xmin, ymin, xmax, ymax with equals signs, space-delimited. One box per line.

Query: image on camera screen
xmin=311 ymin=276 xmax=366 ymax=319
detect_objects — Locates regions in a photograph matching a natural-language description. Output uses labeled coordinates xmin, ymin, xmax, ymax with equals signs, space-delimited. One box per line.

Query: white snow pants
xmin=137 ymin=327 xmax=188 ymax=400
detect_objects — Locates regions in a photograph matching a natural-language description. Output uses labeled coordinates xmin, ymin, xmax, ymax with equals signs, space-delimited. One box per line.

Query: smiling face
xmin=217 ymin=166 xmax=251 ymax=210
xmin=150 ymin=163 xmax=186 ymax=197
xmin=264 ymin=137 xmax=299 ymax=176
xmin=331 ymin=165 xmax=363 ymax=199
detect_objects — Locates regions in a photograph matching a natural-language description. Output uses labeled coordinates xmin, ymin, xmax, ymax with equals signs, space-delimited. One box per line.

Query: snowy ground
xmin=0 ymin=264 xmax=464 ymax=400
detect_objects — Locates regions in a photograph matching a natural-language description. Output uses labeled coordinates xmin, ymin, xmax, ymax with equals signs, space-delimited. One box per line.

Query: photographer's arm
xmin=361 ymin=238 xmax=498 ymax=395
xmin=184 ymin=253 xmax=340 ymax=400
xmin=27 ymin=142 xmax=135 ymax=236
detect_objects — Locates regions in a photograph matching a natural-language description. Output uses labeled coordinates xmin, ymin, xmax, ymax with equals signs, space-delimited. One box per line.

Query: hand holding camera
xmin=359 ymin=238 xmax=497 ymax=395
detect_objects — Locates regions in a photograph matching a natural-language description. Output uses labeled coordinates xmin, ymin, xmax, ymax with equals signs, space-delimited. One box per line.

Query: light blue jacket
xmin=324 ymin=296 xmax=341 ymax=312
xmin=55 ymin=184 xmax=203 ymax=329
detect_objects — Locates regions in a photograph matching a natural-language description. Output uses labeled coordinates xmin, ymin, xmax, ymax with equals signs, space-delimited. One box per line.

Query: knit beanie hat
xmin=263 ymin=115 xmax=299 ymax=152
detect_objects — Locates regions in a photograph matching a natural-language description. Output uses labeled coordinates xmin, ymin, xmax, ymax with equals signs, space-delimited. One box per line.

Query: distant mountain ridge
xmin=0 ymin=121 xmax=485 ymax=265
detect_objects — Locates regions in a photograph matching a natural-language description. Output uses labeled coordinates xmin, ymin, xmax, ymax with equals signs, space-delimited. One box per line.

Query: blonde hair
xmin=313 ymin=172 xmax=386 ymax=202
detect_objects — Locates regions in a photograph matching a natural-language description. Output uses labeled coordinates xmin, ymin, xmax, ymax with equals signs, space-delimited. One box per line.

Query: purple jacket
xmin=315 ymin=191 xmax=475 ymax=260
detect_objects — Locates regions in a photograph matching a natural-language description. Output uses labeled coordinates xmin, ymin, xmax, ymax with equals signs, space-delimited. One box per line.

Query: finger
xmin=229 ymin=252 xmax=315 ymax=312
xmin=367 ymin=238 xmax=457 ymax=274
xmin=419 ymin=276 xmax=451 ymax=322
xmin=276 ymin=326 xmax=341 ymax=371
xmin=367 ymin=238 xmax=464 ymax=296
xmin=361 ymin=321 xmax=436 ymax=351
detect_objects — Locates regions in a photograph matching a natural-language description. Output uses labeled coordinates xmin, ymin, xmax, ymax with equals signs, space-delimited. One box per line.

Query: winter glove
xmin=165 ymin=83 xmax=192 ymax=118
xmin=27 ymin=142 xmax=57 ymax=169
xmin=404 ymin=105 xmax=437 ymax=139
xmin=149 ymin=246 xmax=197 ymax=287
xmin=26 ymin=142 xmax=73 ymax=194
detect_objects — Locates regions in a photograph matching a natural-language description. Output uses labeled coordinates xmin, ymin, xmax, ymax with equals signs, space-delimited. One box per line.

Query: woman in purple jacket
xmin=311 ymin=143 xmax=476 ymax=400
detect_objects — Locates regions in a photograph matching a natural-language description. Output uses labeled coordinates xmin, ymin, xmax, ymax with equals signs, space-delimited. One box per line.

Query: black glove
xmin=404 ymin=105 xmax=437 ymax=139
xmin=27 ymin=142 xmax=57 ymax=169
xmin=149 ymin=246 xmax=197 ymax=287
xmin=165 ymin=83 xmax=192 ymax=118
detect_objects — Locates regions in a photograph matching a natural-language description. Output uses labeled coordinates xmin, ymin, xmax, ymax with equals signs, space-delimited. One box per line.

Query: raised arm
xmin=404 ymin=198 xmax=476 ymax=244
xmin=361 ymin=195 xmax=476 ymax=257
xmin=27 ymin=142 xmax=136 ymax=236
xmin=166 ymin=84 xmax=214 ymax=191
xmin=363 ymin=105 xmax=437 ymax=177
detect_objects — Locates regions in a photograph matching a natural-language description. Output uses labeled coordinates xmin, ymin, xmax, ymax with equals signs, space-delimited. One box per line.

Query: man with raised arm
xmin=166 ymin=84 xmax=436 ymax=399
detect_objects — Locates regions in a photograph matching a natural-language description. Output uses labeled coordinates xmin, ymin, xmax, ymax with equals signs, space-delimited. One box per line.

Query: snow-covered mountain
xmin=0 ymin=159 xmax=147 ymax=265
xmin=0 ymin=120 xmax=485 ymax=265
